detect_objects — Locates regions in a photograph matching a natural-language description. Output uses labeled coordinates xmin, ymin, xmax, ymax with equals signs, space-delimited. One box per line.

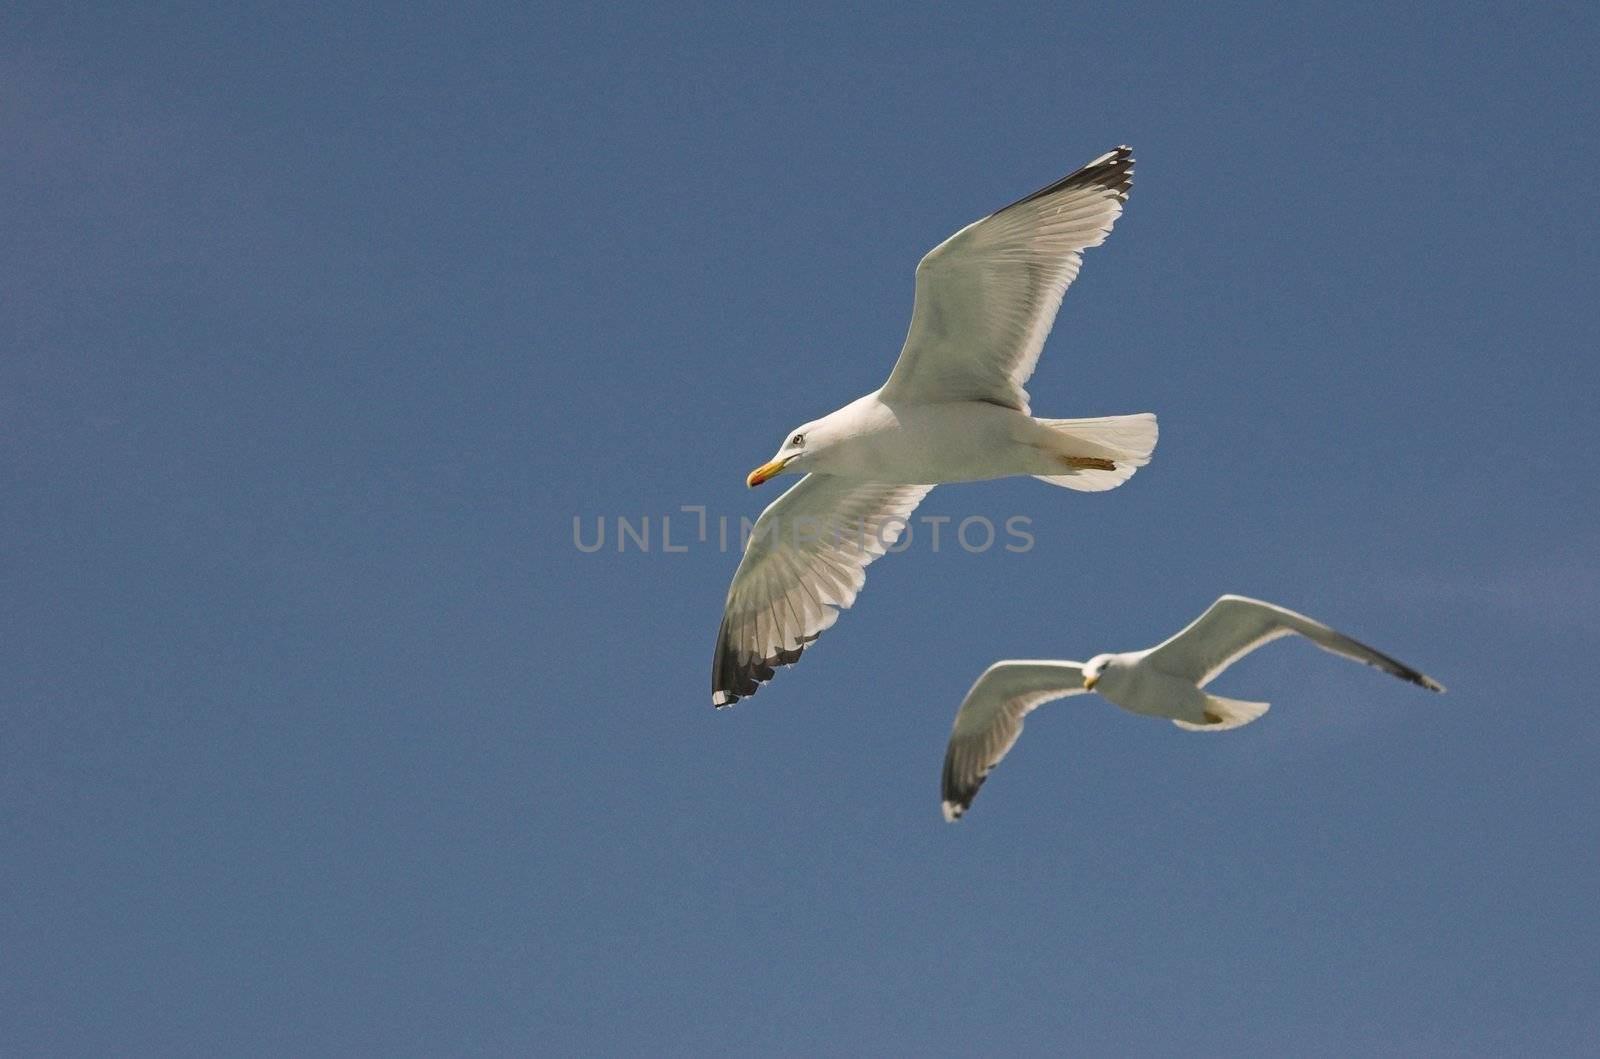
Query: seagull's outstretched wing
xmin=941 ymin=660 xmax=1089 ymax=821
xmin=712 ymin=475 xmax=931 ymax=707
xmin=879 ymin=147 xmax=1133 ymax=414
xmin=1142 ymin=595 xmax=1446 ymax=693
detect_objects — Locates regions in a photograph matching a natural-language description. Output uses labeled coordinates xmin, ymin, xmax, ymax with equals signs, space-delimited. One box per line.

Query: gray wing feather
xmin=1143 ymin=595 xmax=1445 ymax=692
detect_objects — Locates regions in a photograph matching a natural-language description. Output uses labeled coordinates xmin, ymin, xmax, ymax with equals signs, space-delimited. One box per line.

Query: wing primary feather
xmin=994 ymin=145 xmax=1134 ymax=216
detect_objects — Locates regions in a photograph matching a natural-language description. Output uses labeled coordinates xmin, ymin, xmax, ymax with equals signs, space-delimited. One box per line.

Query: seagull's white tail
xmin=1030 ymin=412 xmax=1158 ymax=492
xmin=1173 ymin=694 xmax=1271 ymax=732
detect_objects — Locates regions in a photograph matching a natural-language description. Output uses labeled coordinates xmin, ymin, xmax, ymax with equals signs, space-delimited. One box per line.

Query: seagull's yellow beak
xmin=1083 ymin=672 xmax=1099 ymax=692
xmin=747 ymin=457 xmax=789 ymax=488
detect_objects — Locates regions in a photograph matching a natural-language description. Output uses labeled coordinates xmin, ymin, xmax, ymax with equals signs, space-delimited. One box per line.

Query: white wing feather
xmin=941 ymin=660 xmax=1089 ymax=821
xmin=711 ymin=475 xmax=931 ymax=706
xmin=880 ymin=147 xmax=1134 ymax=413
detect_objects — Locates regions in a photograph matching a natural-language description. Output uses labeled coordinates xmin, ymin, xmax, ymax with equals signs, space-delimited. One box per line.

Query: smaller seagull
xmin=941 ymin=595 xmax=1445 ymax=821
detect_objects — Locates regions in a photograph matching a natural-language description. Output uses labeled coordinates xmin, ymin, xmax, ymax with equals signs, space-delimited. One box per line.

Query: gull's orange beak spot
xmin=1083 ymin=673 xmax=1099 ymax=692
xmin=747 ymin=458 xmax=788 ymax=488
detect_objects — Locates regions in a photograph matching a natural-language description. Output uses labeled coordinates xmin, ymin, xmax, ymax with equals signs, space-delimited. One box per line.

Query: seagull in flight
xmin=941 ymin=595 xmax=1445 ymax=820
xmin=714 ymin=146 xmax=1156 ymax=707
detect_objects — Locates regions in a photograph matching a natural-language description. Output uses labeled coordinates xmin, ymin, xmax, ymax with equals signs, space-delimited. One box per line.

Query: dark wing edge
xmin=993 ymin=145 xmax=1134 ymax=217
xmin=1303 ymin=619 xmax=1447 ymax=693
xmin=941 ymin=740 xmax=996 ymax=823
xmin=711 ymin=613 xmax=813 ymax=708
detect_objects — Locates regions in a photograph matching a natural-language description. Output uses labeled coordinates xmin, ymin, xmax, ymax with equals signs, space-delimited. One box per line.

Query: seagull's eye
xmin=790 ymin=433 xmax=805 ymax=448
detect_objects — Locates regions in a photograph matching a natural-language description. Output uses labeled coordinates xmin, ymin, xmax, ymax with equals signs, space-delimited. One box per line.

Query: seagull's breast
xmin=823 ymin=396 xmax=1036 ymax=484
xmin=1100 ymin=660 xmax=1206 ymax=721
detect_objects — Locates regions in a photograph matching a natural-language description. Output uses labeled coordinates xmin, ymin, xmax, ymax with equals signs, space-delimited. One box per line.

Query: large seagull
xmin=940 ymin=595 xmax=1446 ymax=820
xmin=713 ymin=146 xmax=1156 ymax=707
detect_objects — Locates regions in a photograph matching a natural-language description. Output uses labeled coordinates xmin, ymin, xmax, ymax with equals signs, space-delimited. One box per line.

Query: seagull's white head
xmin=1082 ymin=654 xmax=1118 ymax=692
xmin=747 ymin=419 xmax=826 ymax=487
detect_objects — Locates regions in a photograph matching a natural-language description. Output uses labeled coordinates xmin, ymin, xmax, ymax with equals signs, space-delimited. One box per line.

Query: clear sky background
xmin=5 ymin=3 xmax=1597 ymax=1055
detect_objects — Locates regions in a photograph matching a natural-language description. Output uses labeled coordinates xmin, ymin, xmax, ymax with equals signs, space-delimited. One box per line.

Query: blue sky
xmin=4 ymin=3 xmax=1597 ymax=1054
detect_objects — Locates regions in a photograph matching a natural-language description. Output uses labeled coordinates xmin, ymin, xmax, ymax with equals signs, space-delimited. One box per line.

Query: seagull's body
xmin=713 ymin=147 xmax=1157 ymax=707
xmin=941 ymin=595 xmax=1445 ymax=820
xmin=779 ymin=394 xmax=1141 ymax=485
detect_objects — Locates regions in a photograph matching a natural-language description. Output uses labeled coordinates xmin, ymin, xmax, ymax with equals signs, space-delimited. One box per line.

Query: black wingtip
xmin=940 ymin=754 xmax=987 ymax=822
xmin=997 ymin=144 xmax=1135 ymax=215
xmin=1376 ymin=656 xmax=1446 ymax=695
xmin=711 ymin=615 xmax=810 ymax=708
